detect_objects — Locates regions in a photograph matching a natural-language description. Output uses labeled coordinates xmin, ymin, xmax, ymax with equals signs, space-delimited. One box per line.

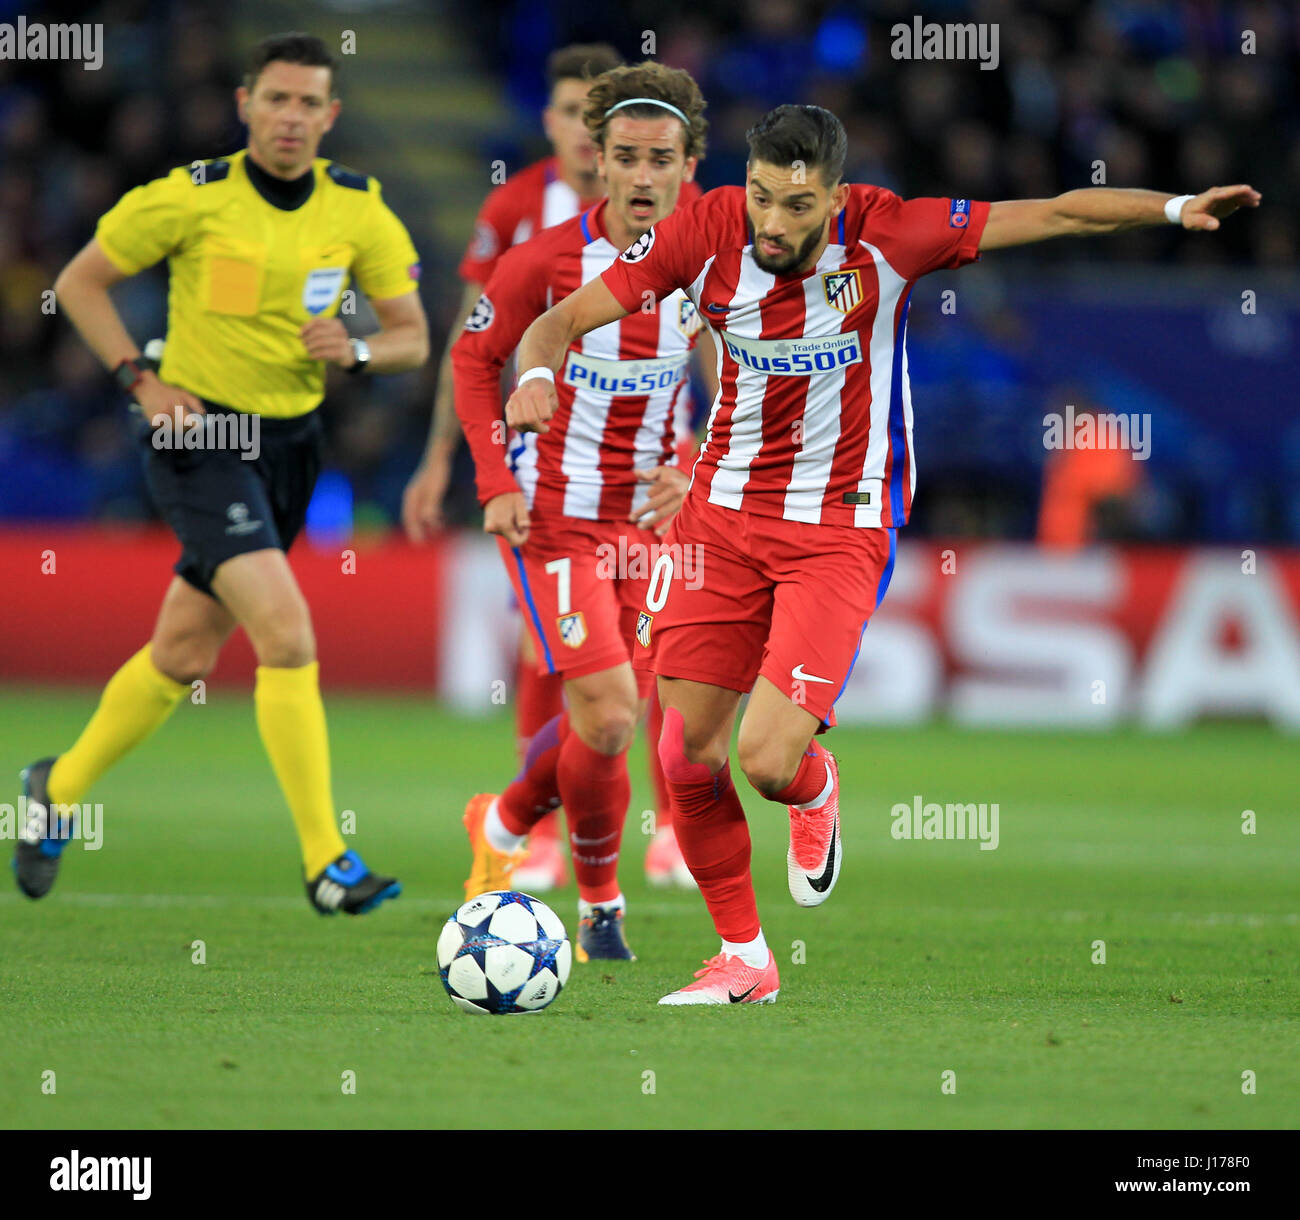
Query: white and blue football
xmin=437 ymin=890 xmax=571 ymax=1015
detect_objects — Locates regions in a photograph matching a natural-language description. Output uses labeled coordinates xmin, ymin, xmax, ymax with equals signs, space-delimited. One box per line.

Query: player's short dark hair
xmin=546 ymin=43 xmax=623 ymax=93
xmin=583 ymin=61 xmax=707 ymax=160
xmin=746 ymin=104 xmax=847 ymax=187
xmin=246 ymin=32 xmax=340 ymax=95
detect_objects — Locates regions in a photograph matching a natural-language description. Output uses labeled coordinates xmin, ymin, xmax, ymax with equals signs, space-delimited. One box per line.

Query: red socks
xmin=514 ymin=657 xmax=565 ymax=845
xmin=771 ymin=739 xmax=830 ymax=807
xmin=658 ymin=707 xmax=759 ymax=942
xmin=515 ymin=656 xmax=565 ymax=751
xmin=644 ymin=690 xmax=672 ymax=830
xmin=556 ymin=731 xmax=630 ymax=905
xmin=498 ymin=708 xmax=631 ymax=904
xmin=498 ymin=713 xmax=566 ymax=836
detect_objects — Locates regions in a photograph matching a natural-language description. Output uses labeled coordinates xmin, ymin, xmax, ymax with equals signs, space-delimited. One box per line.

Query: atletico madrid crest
xmin=822 ymin=269 xmax=862 ymax=314
xmin=557 ymin=612 xmax=588 ymax=649
xmin=636 ymin=611 xmax=653 ymax=649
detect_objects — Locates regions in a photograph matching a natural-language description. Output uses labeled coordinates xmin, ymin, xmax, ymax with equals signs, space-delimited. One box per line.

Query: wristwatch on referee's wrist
xmin=346 ymin=337 xmax=371 ymax=375
xmin=112 ymin=358 xmax=146 ymax=394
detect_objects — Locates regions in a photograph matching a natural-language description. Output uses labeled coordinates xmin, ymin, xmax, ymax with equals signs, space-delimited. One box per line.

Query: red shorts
xmin=500 ymin=515 xmax=661 ymax=695
xmin=634 ymin=494 xmax=897 ymax=725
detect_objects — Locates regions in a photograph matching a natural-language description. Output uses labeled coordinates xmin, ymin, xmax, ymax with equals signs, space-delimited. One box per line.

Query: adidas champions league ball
xmin=437 ymin=891 xmax=572 ymax=1015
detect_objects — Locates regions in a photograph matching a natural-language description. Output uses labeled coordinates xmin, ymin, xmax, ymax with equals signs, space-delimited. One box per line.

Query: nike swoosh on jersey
xmin=807 ymin=814 xmax=838 ymax=893
xmin=705 ymin=302 xmax=731 ymax=313
xmin=791 ymin=664 xmax=834 ymax=684
xmin=729 ymin=981 xmax=761 ymax=1003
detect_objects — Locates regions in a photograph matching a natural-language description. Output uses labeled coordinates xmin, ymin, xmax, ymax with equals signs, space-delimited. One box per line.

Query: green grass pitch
xmin=0 ymin=686 xmax=1295 ymax=1129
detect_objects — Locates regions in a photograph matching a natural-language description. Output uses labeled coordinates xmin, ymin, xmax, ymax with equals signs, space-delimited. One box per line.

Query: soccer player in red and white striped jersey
xmin=504 ymin=103 xmax=1260 ymax=1003
xmin=405 ymin=46 xmax=700 ymax=892
xmin=451 ymin=63 xmax=715 ymax=960
xmin=406 ymin=42 xmax=623 ymax=534
xmin=403 ymin=44 xmax=621 ymax=891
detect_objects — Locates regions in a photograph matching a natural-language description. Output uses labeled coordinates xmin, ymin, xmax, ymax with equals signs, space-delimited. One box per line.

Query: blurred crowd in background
xmin=2 ymin=0 xmax=1297 ymax=541
xmin=477 ymin=0 xmax=1296 ymax=267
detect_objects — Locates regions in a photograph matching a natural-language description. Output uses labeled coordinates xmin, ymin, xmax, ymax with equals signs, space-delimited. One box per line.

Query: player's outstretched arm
xmin=507 ymin=277 xmax=629 ymax=434
xmin=979 ymin=184 xmax=1260 ymax=251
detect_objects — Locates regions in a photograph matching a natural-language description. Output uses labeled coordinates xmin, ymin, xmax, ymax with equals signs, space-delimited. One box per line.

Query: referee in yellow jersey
xmin=17 ymin=33 xmax=429 ymax=914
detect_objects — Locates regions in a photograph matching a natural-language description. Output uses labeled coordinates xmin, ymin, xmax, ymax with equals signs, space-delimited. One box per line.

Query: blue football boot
xmin=306 ymin=849 xmax=401 ymax=915
xmin=13 ymin=758 xmax=71 ymax=900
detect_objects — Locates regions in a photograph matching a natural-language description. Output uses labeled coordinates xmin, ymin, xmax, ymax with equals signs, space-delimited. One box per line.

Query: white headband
xmin=604 ymin=96 xmax=690 ymax=126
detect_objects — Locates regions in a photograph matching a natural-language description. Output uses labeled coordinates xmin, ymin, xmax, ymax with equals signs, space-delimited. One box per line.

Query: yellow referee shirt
xmin=94 ymin=149 xmax=420 ymax=418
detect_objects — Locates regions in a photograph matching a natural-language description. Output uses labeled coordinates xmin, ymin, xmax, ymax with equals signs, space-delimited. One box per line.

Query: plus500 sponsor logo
xmin=722 ymin=331 xmax=862 ymax=375
xmin=564 ymin=352 xmax=689 ymax=396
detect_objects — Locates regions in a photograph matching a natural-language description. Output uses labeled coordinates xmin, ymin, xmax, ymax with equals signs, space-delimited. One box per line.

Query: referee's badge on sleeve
xmin=303 ymin=267 xmax=346 ymax=315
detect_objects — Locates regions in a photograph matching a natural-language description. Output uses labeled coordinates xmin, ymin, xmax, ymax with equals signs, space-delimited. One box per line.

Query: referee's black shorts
xmin=138 ymin=401 xmax=323 ymax=599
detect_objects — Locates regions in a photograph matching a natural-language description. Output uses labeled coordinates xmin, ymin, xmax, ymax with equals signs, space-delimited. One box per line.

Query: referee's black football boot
xmin=305 ymin=849 xmax=401 ymax=915
xmin=13 ymin=757 xmax=74 ymax=899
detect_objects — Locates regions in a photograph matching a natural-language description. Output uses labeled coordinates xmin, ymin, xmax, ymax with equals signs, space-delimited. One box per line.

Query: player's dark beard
xmin=752 ymin=223 xmax=825 ymax=275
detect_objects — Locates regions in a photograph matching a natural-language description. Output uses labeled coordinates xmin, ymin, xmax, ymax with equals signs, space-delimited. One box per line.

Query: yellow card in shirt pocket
xmin=205 ymin=253 xmax=264 ymax=315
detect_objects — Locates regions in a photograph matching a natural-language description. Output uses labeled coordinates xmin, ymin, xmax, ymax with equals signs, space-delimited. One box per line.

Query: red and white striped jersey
xmin=601 ymin=185 xmax=990 ymax=528
xmin=457 ymin=155 xmax=701 ymax=285
xmin=452 ymin=198 xmax=703 ymax=522
xmin=457 ymin=156 xmax=599 ymax=285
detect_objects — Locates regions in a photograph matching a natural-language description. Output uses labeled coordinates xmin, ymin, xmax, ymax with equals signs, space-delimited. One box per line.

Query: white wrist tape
xmin=1164 ymin=194 xmax=1194 ymax=225
xmin=516 ymin=367 xmax=555 ymax=387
